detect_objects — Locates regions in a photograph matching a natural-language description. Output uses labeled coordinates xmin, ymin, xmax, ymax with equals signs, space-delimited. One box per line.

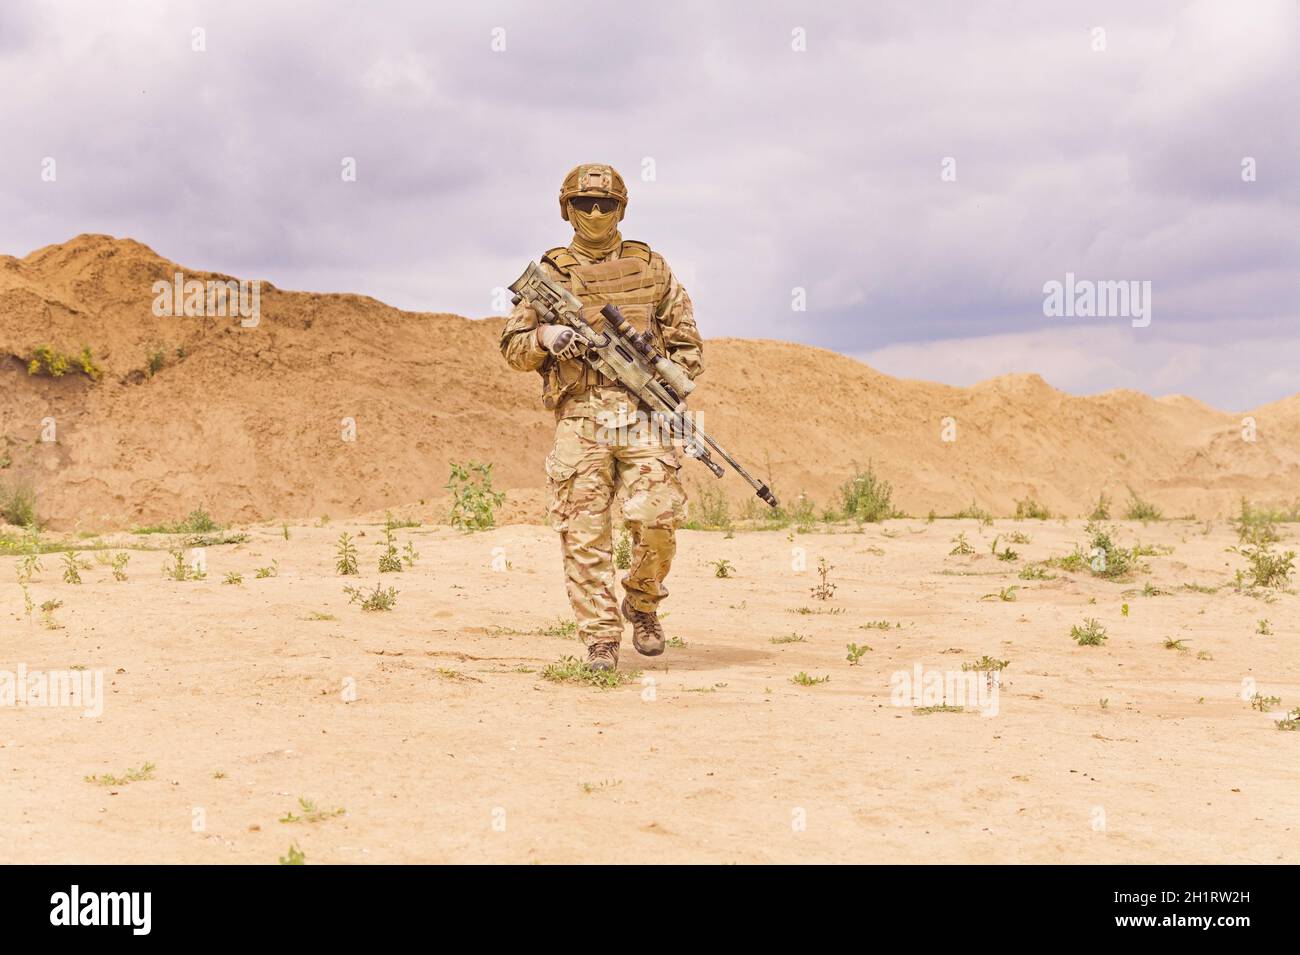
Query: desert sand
xmin=1 ymin=235 xmax=1297 ymax=864
xmin=1 ymin=515 xmax=1297 ymax=864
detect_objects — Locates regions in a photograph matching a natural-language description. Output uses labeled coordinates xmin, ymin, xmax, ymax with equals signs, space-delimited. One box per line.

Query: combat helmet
xmin=559 ymin=163 xmax=627 ymax=220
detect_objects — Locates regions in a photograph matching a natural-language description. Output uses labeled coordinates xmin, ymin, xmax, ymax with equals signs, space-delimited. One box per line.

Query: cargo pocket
xmin=656 ymin=451 xmax=687 ymax=527
xmin=656 ymin=448 xmax=682 ymax=472
xmin=542 ymin=360 xmax=588 ymax=411
xmin=622 ymin=450 xmax=686 ymax=529
xmin=545 ymin=449 xmax=581 ymax=531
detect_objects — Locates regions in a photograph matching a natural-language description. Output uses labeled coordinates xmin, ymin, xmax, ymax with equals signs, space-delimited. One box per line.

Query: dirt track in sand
xmin=2 ymin=516 xmax=1296 ymax=864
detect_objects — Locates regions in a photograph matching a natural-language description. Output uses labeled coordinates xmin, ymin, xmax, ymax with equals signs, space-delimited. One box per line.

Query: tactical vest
xmin=538 ymin=240 xmax=665 ymax=408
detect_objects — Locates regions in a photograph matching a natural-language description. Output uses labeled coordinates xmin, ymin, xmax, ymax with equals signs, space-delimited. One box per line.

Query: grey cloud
xmin=0 ymin=0 xmax=1295 ymax=408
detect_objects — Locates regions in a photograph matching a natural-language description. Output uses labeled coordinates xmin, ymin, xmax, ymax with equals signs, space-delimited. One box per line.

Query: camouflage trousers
xmin=545 ymin=414 xmax=687 ymax=647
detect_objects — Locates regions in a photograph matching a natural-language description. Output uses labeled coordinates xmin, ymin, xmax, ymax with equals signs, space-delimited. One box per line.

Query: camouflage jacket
xmin=500 ymin=240 xmax=703 ymax=418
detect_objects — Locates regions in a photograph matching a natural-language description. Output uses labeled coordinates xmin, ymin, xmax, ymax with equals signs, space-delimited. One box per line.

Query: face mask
xmin=569 ymin=202 xmax=621 ymax=256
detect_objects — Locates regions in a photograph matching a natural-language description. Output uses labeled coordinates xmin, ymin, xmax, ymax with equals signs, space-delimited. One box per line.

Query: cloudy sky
xmin=1 ymin=0 xmax=1296 ymax=410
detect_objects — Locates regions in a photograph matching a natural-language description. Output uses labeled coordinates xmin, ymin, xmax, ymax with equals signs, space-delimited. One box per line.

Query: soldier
xmin=500 ymin=163 xmax=703 ymax=671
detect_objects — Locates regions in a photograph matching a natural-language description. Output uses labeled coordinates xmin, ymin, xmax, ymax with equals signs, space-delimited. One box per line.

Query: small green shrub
xmin=279 ymin=843 xmax=306 ymax=865
xmin=1014 ymin=497 xmax=1050 ymax=520
xmin=0 ymin=479 xmax=37 ymax=527
xmin=344 ymin=582 xmax=398 ymax=611
xmin=85 ymin=762 xmax=156 ymax=786
xmin=1231 ymin=498 xmax=1280 ymax=545
xmin=132 ymin=508 xmax=218 ymax=535
xmin=789 ymin=492 xmax=818 ymax=530
xmin=541 ymin=618 xmax=577 ymax=639
xmin=447 ymin=461 xmax=505 ymax=531
xmin=77 ymin=346 xmax=103 ymax=381
xmin=790 ymin=672 xmax=830 ymax=686
xmin=951 ymin=501 xmax=994 ymax=526
xmin=28 ymin=345 xmax=69 ymax=377
xmin=770 ymin=633 xmax=806 ymax=644
xmin=1080 ymin=522 xmax=1136 ymax=579
xmin=1231 ymin=541 xmax=1295 ymax=589
xmin=688 ymin=482 xmax=733 ymax=531
xmin=810 ymin=557 xmax=835 ymax=599
xmin=27 ymin=344 xmax=101 ymax=380
xmin=377 ymin=522 xmax=403 ymax=573
xmin=61 ymin=552 xmax=84 ymax=584
xmin=1070 ymin=618 xmax=1108 ymax=646
xmin=1124 ymin=488 xmax=1162 ymax=522
xmin=164 ymin=549 xmax=205 ymax=581
xmin=540 ymin=655 xmax=636 ymax=688
xmin=961 ymin=656 xmax=1010 ymax=673
xmin=840 ymin=464 xmax=898 ymax=523
xmin=614 ymin=528 xmax=632 ymax=569
xmin=335 ymin=532 xmax=359 ymax=575
xmin=990 ymin=536 xmax=1018 ymax=562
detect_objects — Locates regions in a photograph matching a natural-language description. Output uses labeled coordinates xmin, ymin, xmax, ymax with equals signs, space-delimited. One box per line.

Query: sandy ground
xmin=1 ymin=516 xmax=1297 ymax=864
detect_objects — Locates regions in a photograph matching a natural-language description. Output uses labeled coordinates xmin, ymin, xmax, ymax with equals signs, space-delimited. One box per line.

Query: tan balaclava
xmin=568 ymin=201 xmax=621 ymax=258
xmin=559 ymin=163 xmax=628 ymax=259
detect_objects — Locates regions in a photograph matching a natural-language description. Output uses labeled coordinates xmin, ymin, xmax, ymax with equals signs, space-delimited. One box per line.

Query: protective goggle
xmin=568 ymin=196 xmax=621 ymax=215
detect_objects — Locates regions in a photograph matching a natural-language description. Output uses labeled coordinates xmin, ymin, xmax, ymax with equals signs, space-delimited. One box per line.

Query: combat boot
xmin=622 ymin=596 xmax=665 ymax=657
xmin=586 ymin=641 xmax=619 ymax=672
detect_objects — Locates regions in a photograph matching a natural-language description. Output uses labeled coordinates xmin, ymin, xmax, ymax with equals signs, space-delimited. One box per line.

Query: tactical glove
xmin=536 ymin=324 xmax=583 ymax=361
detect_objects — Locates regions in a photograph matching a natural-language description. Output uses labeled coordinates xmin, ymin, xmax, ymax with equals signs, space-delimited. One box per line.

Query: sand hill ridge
xmin=1 ymin=234 xmax=1297 ymax=530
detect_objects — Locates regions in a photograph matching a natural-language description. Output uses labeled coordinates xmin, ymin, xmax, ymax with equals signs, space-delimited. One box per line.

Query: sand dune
xmin=2 ymin=234 xmax=1297 ymax=530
